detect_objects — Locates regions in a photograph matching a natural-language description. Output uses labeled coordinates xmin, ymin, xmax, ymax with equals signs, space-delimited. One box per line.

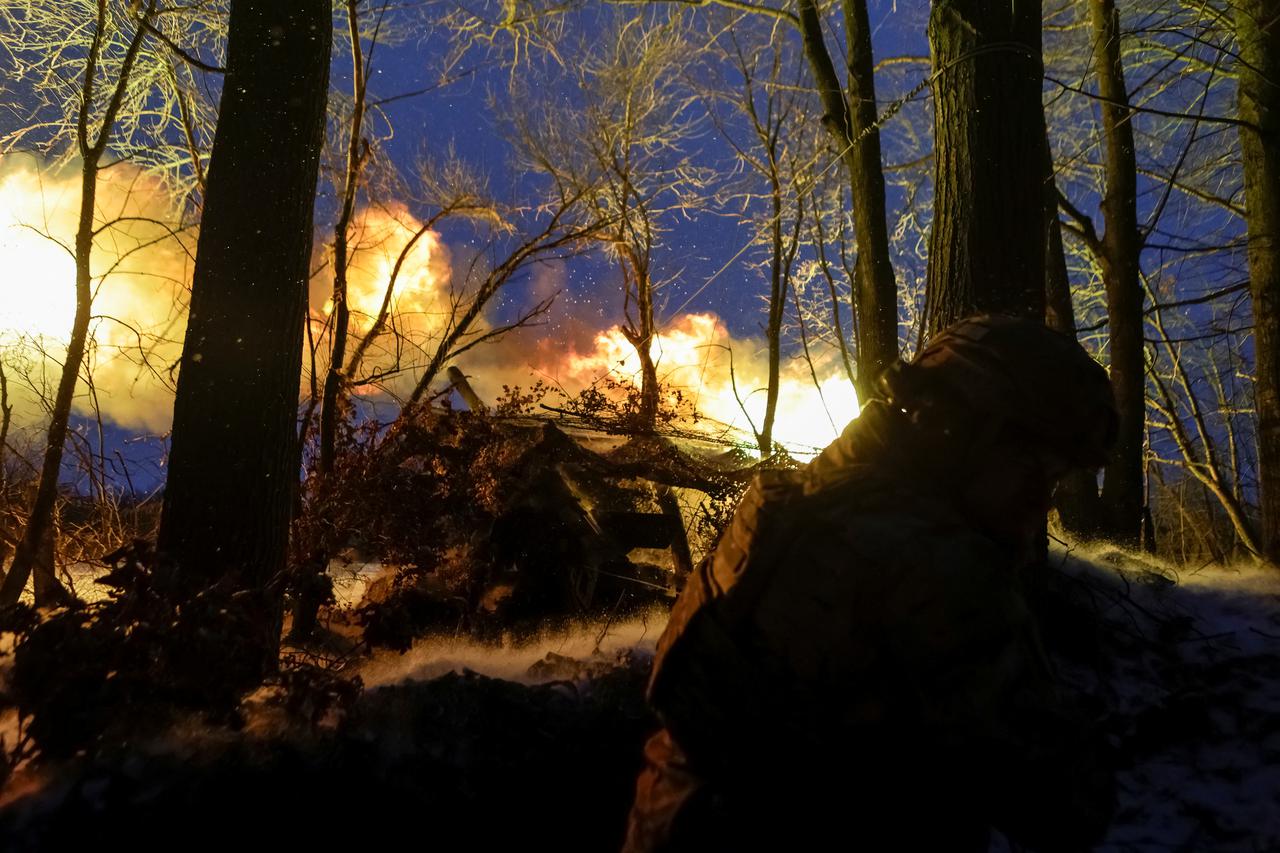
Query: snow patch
xmin=355 ymin=610 xmax=668 ymax=688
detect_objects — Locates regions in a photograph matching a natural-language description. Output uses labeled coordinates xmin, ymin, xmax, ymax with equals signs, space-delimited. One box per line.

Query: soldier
xmin=624 ymin=315 xmax=1119 ymax=852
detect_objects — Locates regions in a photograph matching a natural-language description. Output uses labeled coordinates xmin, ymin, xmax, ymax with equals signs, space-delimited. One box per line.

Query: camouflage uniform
xmin=624 ymin=399 xmax=1115 ymax=852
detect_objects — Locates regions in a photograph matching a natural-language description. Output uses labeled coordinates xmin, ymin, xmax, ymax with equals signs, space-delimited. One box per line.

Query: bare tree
xmin=0 ymin=0 xmax=220 ymax=605
xmin=1043 ymin=0 xmax=1249 ymax=551
xmin=793 ymin=0 xmax=899 ymax=396
xmin=1145 ymin=289 xmax=1261 ymax=558
xmin=511 ymin=11 xmax=709 ymax=432
xmin=1087 ymin=0 xmax=1145 ymax=547
xmin=700 ymin=23 xmax=824 ymax=454
xmin=318 ymin=0 xmax=378 ymax=478
xmin=622 ymin=0 xmax=901 ymax=395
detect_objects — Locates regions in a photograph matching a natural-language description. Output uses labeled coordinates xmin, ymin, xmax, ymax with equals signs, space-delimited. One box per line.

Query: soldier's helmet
xmin=878 ymin=315 xmax=1118 ymax=467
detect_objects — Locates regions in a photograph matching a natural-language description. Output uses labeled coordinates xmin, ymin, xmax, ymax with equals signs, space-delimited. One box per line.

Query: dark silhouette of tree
xmin=794 ymin=0 xmax=899 ymax=399
xmin=1089 ymin=0 xmax=1144 ymax=547
xmin=319 ymin=0 xmax=372 ymax=479
xmin=922 ymin=0 xmax=1047 ymax=336
xmin=157 ymin=0 xmax=331 ymax=666
xmin=511 ymin=12 xmax=707 ymax=433
xmin=1042 ymin=116 xmax=1107 ymax=538
xmin=1233 ymin=0 xmax=1280 ymax=564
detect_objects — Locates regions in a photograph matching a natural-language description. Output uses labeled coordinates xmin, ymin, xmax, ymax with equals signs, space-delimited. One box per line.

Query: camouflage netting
xmin=295 ymin=409 xmax=757 ymax=649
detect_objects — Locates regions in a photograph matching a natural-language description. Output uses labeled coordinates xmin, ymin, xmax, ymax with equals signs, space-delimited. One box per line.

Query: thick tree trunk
xmin=158 ymin=0 xmax=331 ymax=660
xmin=1090 ymin=0 xmax=1145 ymax=548
xmin=1234 ymin=0 xmax=1280 ymax=564
xmin=923 ymin=0 xmax=1046 ymax=338
xmin=796 ymin=0 xmax=897 ymax=399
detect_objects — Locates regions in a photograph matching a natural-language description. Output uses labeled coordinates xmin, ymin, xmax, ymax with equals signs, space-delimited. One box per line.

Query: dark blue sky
xmin=335 ymin=1 xmax=933 ymax=340
xmin=50 ymin=2 xmax=1250 ymax=496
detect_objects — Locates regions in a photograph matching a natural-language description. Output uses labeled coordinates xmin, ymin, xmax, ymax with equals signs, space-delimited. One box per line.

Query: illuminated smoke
xmin=589 ymin=314 xmax=858 ymax=453
xmin=307 ymin=202 xmax=453 ymax=402
xmin=311 ymin=204 xmax=450 ymax=340
xmin=465 ymin=313 xmax=860 ymax=457
xmin=0 ymin=154 xmax=857 ymax=456
xmin=0 ymin=154 xmax=192 ymax=433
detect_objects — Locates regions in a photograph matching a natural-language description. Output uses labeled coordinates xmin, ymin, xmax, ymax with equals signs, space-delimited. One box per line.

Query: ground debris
xmin=0 ymin=645 xmax=653 ymax=851
xmin=303 ymin=410 xmax=754 ymax=647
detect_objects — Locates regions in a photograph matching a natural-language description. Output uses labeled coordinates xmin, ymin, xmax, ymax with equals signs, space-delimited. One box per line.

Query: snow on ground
xmin=6 ymin=543 xmax=1279 ymax=850
xmin=1037 ymin=544 xmax=1280 ymax=852
xmin=36 ymin=557 xmax=385 ymax=607
xmin=343 ymin=542 xmax=1280 ymax=851
xmin=354 ymin=610 xmax=668 ymax=688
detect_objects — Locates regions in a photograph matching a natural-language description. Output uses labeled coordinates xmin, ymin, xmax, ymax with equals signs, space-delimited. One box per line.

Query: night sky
xmin=2 ymin=1 xmax=1252 ymax=492
xmin=345 ymin=1 xmax=932 ymax=340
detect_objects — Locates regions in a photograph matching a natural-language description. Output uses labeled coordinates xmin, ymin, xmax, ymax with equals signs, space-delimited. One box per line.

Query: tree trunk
xmin=1090 ymin=0 xmax=1144 ymax=548
xmin=796 ymin=0 xmax=898 ymax=399
xmin=294 ymin=0 xmax=365 ymax=641
xmin=1234 ymin=0 xmax=1280 ymax=564
xmin=923 ymin=0 xmax=1047 ymax=338
xmin=0 ymin=361 xmax=11 ymax=495
xmin=157 ymin=0 xmax=331 ymax=662
xmin=319 ymin=0 xmax=366 ymax=477
xmin=1043 ymin=118 xmax=1104 ymax=537
xmin=630 ymin=322 xmax=661 ymax=434
xmin=618 ymin=248 xmax=660 ymax=434
xmin=758 ymin=177 xmax=785 ymax=455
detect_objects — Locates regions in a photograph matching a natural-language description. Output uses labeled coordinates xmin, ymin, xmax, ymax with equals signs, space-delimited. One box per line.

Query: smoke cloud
xmin=0 ymin=153 xmax=193 ymax=435
xmin=0 ymin=153 xmax=858 ymax=457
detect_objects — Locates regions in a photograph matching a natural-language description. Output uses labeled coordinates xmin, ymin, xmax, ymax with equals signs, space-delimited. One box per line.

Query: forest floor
xmin=0 ymin=544 xmax=1277 ymax=851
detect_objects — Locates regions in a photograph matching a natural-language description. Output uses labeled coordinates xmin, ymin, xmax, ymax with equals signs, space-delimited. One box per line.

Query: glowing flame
xmin=0 ymin=166 xmax=79 ymax=341
xmin=0 ymin=156 xmax=855 ymax=455
xmin=310 ymin=203 xmax=452 ymax=398
xmin=556 ymin=313 xmax=859 ymax=455
xmin=0 ymin=155 xmax=191 ymax=432
xmin=318 ymin=203 xmax=449 ymax=332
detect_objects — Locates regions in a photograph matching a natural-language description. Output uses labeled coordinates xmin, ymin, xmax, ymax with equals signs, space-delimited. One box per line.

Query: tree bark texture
xmin=1042 ymin=119 xmax=1104 ymax=537
xmin=923 ymin=0 xmax=1047 ymax=339
xmin=796 ymin=0 xmax=898 ymax=399
xmin=1234 ymin=0 xmax=1280 ymax=563
xmin=158 ymin=0 xmax=331 ymax=611
xmin=618 ymin=245 xmax=660 ymax=433
xmin=1090 ymin=0 xmax=1145 ymax=547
